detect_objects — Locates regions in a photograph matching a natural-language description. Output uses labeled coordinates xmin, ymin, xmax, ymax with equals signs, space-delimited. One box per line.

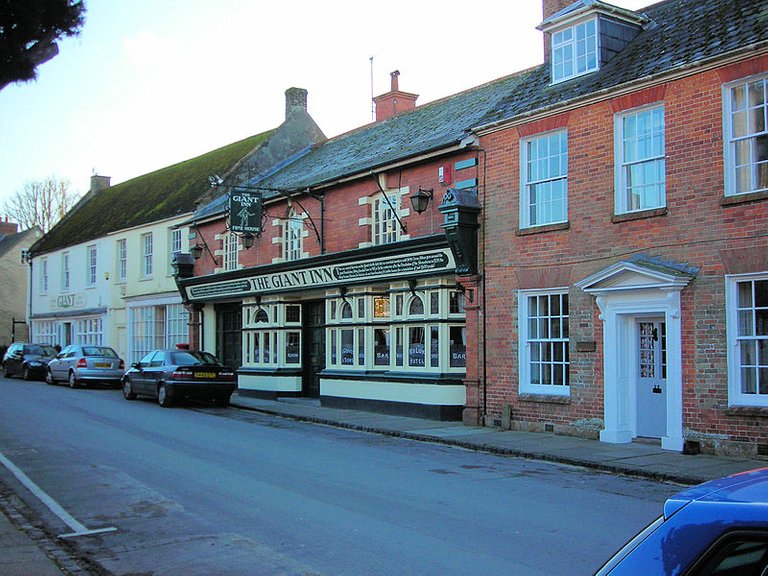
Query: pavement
xmin=2 ymin=392 xmax=766 ymax=575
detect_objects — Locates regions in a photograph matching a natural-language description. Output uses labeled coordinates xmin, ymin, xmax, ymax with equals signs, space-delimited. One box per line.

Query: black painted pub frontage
xmin=176 ymin=236 xmax=468 ymax=420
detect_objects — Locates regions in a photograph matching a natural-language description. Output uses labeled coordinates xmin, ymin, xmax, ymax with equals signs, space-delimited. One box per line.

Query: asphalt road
xmin=0 ymin=375 xmax=680 ymax=575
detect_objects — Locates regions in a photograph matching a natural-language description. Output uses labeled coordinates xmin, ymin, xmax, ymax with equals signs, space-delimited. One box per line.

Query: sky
xmin=0 ymin=0 xmax=650 ymax=214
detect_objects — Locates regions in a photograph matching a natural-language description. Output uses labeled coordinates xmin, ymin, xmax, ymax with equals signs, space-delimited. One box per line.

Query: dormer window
xmin=552 ymin=18 xmax=598 ymax=83
xmin=539 ymin=1 xmax=648 ymax=86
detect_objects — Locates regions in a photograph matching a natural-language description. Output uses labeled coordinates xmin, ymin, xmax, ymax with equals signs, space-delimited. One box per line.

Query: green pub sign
xmin=228 ymin=190 xmax=263 ymax=235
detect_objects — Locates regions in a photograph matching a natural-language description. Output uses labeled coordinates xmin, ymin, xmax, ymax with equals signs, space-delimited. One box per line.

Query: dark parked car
xmin=46 ymin=344 xmax=125 ymax=388
xmin=595 ymin=467 xmax=768 ymax=575
xmin=122 ymin=349 xmax=236 ymax=407
xmin=2 ymin=342 xmax=58 ymax=380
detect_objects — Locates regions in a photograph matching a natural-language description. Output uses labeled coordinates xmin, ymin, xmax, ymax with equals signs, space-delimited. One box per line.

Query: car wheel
xmin=45 ymin=369 xmax=56 ymax=385
xmin=68 ymin=371 xmax=79 ymax=389
xmin=214 ymin=394 xmax=231 ymax=407
xmin=22 ymin=366 xmax=31 ymax=381
xmin=122 ymin=379 xmax=136 ymax=400
xmin=158 ymin=384 xmax=174 ymax=408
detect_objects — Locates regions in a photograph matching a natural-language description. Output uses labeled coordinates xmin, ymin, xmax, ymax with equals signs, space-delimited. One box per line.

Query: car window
xmin=26 ymin=345 xmax=44 ymax=355
xmin=171 ymin=351 xmax=220 ymax=366
xmin=83 ymin=347 xmax=116 ymax=358
xmin=172 ymin=352 xmax=202 ymax=366
xmin=41 ymin=346 xmax=57 ymax=356
xmin=138 ymin=352 xmax=155 ymax=366
xmin=149 ymin=352 xmax=165 ymax=367
xmin=692 ymin=532 xmax=768 ymax=576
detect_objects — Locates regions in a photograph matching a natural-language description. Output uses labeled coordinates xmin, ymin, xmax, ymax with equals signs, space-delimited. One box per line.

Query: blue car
xmin=595 ymin=467 xmax=768 ymax=575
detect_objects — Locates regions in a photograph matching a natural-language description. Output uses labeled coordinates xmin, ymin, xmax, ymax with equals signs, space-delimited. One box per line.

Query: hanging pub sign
xmin=229 ymin=189 xmax=263 ymax=235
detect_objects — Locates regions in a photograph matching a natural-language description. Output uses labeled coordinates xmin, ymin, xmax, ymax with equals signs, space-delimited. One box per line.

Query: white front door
xmin=636 ymin=319 xmax=667 ymax=438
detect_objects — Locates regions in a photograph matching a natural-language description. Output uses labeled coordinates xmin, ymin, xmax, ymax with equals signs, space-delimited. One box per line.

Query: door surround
xmin=576 ymin=260 xmax=694 ymax=451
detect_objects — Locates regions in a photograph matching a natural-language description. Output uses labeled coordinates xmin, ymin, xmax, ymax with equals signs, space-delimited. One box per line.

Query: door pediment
xmin=575 ymin=259 xmax=695 ymax=295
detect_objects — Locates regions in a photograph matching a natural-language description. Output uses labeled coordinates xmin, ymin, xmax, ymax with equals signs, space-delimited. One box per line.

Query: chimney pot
xmin=390 ymin=70 xmax=400 ymax=92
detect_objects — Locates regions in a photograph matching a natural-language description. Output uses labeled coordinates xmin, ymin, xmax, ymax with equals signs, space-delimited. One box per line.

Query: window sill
xmin=720 ymin=190 xmax=768 ymax=207
xmin=725 ymin=405 xmax=768 ymax=418
xmin=612 ymin=207 xmax=667 ymax=223
xmin=518 ymin=392 xmax=571 ymax=404
xmin=516 ymin=222 xmax=570 ymax=236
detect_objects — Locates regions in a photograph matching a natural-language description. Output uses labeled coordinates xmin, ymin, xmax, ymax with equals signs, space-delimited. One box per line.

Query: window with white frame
xmin=327 ymin=286 xmax=467 ymax=373
xmin=725 ymin=75 xmax=768 ymax=196
xmin=76 ymin=317 xmax=103 ymax=345
xmin=372 ymin=192 xmax=402 ymax=245
xmin=33 ymin=320 xmax=56 ymax=345
xmin=62 ymin=252 xmax=70 ymax=290
xmin=521 ymin=131 xmax=568 ymax=228
xmin=141 ymin=233 xmax=153 ymax=277
xmin=727 ymin=275 xmax=768 ymax=406
xmin=169 ymin=228 xmax=182 ymax=273
xmin=128 ymin=303 xmax=189 ymax=364
xmin=242 ymin=303 xmax=301 ymax=367
xmin=615 ymin=105 xmax=666 ymax=213
xmin=86 ymin=245 xmax=97 ymax=286
xmin=518 ymin=290 xmax=570 ymax=394
xmin=283 ymin=208 xmax=303 ymax=261
xmin=551 ymin=18 xmax=598 ymax=83
xmin=40 ymin=258 xmax=48 ymax=293
xmin=117 ymin=239 xmax=127 ymax=281
xmin=222 ymin=232 xmax=239 ymax=271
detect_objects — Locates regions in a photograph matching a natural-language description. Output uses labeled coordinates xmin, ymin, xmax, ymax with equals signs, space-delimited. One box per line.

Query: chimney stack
xmin=90 ymin=174 xmax=110 ymax=192
xmin=285 ymin=87 xmax=308 ymax=120
xmin=373 ymin=70 xmax=419 ymax=122
xmin=0 ymin=218 xmax=18 ymax=237
xmin=541 ymin=0 xmax=573 ymax=61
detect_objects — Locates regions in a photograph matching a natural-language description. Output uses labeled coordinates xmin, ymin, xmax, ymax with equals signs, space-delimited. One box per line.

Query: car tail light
xmin=77 ymin=358 xmax=87 ymax=368
xmin=119 ymin=359 xmax=125 ymax=369
xmin=219 ymin=370 xmax=235 ymax=381
xmin=170 ymin=369 xmax=191 ymax=380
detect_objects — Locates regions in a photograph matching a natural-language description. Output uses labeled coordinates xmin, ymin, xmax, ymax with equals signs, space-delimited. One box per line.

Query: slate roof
xmin=258 ymin=0 xmax=768 ymax=193
xmin=31 ymin=132 xmax=275 ymax=255
xmin=0 ymin=227 xmax=40 ymax=259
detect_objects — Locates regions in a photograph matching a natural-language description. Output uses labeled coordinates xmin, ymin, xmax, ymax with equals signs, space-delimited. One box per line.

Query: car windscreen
xmin=171 ymin=351 xmax=221 ymax=366
xmin=82 ymin=347 xmax=117 ymax=358
xmin=27 ymin=345 xmax=56 ymax=356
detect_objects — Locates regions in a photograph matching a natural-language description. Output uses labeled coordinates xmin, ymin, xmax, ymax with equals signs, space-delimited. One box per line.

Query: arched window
xmin=409 ymin=295 xmax=424 ymax=315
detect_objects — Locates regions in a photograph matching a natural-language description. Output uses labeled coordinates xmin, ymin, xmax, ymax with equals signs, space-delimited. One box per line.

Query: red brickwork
xmin=478 ymin=55 xmax=768 ymax=455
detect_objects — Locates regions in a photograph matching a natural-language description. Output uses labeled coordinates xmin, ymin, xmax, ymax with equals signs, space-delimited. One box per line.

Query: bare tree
xmin=3 ymin=176 xmax=80 ymax=232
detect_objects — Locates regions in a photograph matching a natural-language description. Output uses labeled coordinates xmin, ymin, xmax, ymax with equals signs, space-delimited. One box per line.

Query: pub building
xmin=174 ymin=72 xmax=485 ymax=420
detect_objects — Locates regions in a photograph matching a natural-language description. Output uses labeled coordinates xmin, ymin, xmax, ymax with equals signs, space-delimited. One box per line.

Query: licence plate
xmin=95 ymin=362 xmax=111 ymax=368
xmin=194 ymin=372 xmax=216 ymax=379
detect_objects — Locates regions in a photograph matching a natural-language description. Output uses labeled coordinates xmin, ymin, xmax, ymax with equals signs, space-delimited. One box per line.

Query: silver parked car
xmin=46 ymin=345 xmax=125 ymax=388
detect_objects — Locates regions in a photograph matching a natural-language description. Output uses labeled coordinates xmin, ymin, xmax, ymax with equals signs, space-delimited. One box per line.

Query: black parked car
xmin=2 ymin=342 xmax=58 ymax=380
xmin=122 ymin=349 xmax=236 ymax=407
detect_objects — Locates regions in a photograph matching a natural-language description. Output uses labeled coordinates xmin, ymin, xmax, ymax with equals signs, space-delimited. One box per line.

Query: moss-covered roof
xmin=31 ymin=131 xmax=275 ymax=255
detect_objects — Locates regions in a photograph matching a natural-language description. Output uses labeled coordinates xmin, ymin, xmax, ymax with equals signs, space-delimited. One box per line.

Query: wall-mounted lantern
xmin=409 ymin=187 xmax=434 ymax=214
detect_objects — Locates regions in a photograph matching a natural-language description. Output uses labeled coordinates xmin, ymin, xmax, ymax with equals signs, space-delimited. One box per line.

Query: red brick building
xmin=468 ymin=0 xmax=768 ymax=456
xmin=176 ymin=0 xmax=768 ymax=456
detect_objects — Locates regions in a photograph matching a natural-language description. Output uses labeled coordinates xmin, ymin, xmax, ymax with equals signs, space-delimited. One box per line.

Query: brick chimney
xmin=373 ymin=71 xmax=419 ymax=122
xmin=285 ymin=87 xmax=308 ymax=119
xmin=0 ymin=216 xmax=18 ymax=236
xmin=541 ymin=0 xmax=573 ymax=62
xmin=90 ymin=174 xmax=110 ymax=192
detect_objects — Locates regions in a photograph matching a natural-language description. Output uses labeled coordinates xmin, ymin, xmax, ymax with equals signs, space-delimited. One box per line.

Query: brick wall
xmin=478 ymin=55 xmax=768 ymax=455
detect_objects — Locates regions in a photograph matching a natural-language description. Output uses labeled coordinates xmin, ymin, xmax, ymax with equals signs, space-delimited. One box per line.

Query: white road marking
xmin=0 ymin=451 xmax=117 ymax=538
